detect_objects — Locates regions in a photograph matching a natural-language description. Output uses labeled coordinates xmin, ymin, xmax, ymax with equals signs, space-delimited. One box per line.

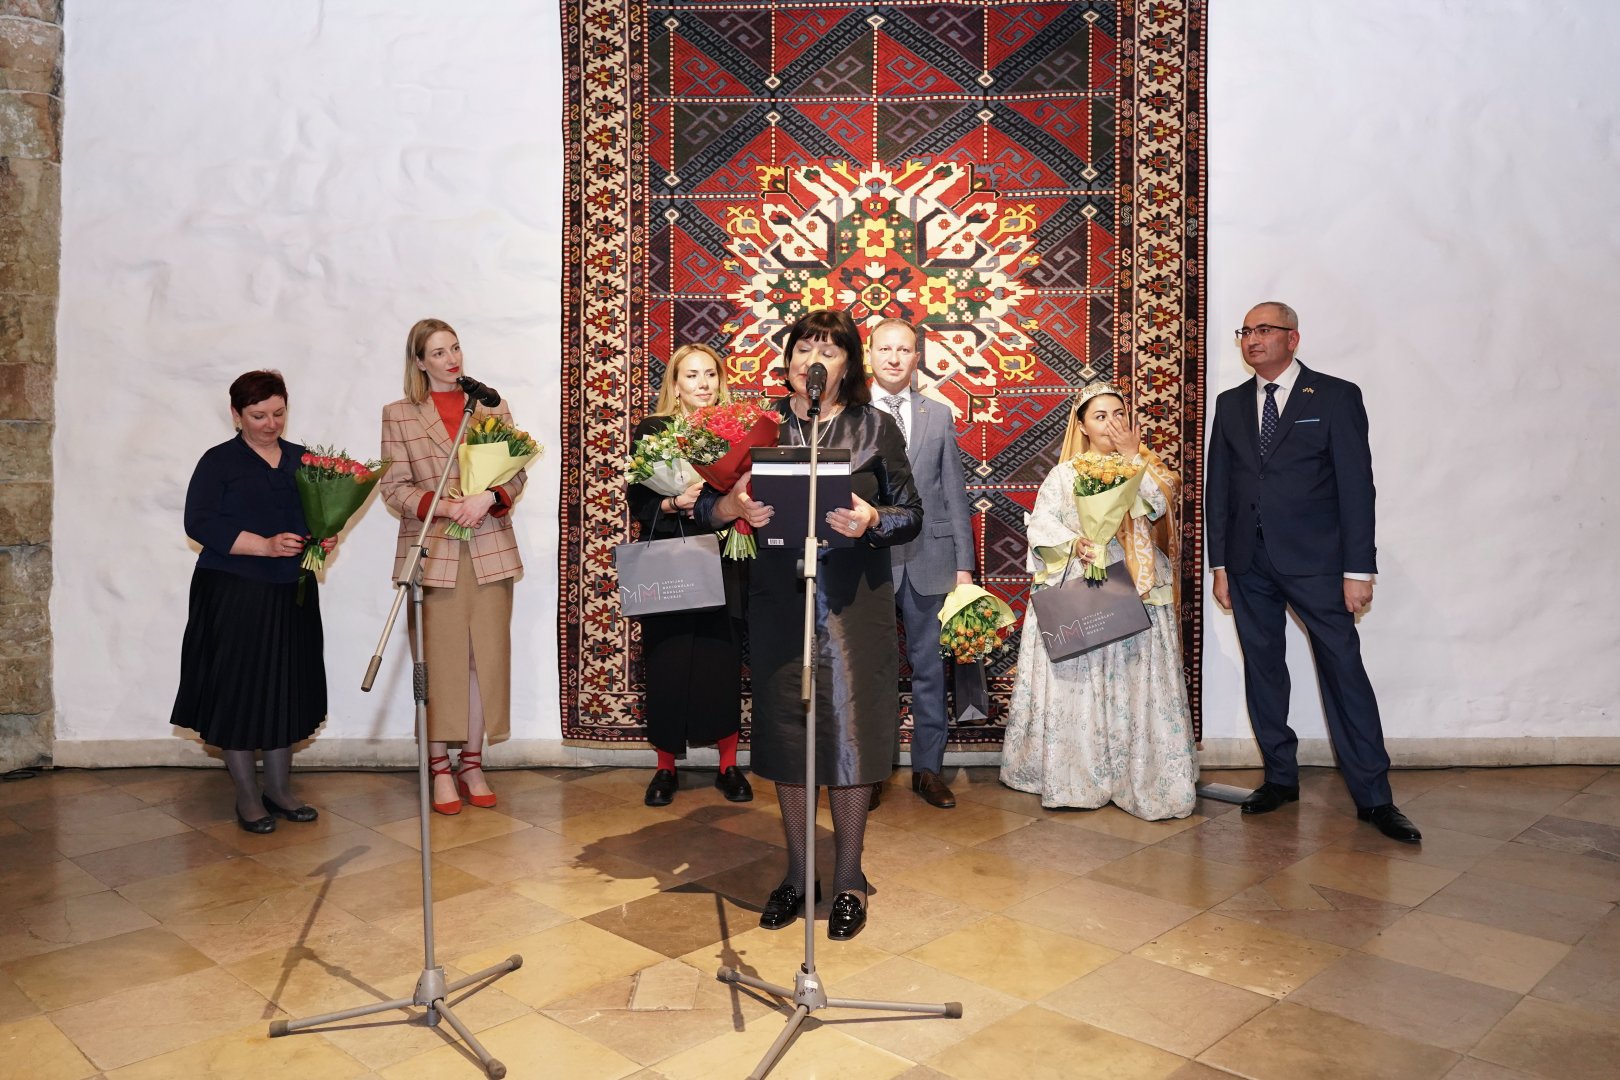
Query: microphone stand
xmin=269 ymin=389 xmax=520 ymax=1080
xmin=717 ymin=392 xmax=961 ymax=1080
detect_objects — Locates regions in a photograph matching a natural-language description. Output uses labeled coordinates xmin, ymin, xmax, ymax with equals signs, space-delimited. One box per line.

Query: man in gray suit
xmin=868 ymin=319 xmax=976 ymax=808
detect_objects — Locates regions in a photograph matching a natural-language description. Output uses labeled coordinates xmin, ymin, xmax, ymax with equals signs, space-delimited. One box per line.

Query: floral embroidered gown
xmin=999 ymin=460 xmax=1198 ymax=820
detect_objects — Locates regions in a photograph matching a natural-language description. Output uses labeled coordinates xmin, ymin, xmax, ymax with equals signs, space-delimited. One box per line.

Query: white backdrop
xmin=52 ymin=1 xmax=1619 ymax=765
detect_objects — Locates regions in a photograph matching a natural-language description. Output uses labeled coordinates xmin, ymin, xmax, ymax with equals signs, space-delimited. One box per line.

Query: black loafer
xmin=236 ymin=809 xmax=275 ymax=834
xmin=1241 ymin=782 xmax=1300 ymax=815
xmin=644 ymin=768 xmax=678 ymax=807
xmin=827 ymin=891 xmax=867 ymax=940
xmin=759 ymin=880 xmax=821 ymax=930
xmin=262 ymin=796 xmax=318 ymax=823
xmin=912 ymin=770 xmax=956 ymax=809
xmin=1358 ymin=804 xmax=1422 ymax=843
xmin=714 ymin=766 xmax=754 ymax=803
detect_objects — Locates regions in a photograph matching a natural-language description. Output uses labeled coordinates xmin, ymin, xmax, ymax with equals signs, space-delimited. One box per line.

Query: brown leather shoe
xmin=912 ymin=770 xmax=956 ymax=809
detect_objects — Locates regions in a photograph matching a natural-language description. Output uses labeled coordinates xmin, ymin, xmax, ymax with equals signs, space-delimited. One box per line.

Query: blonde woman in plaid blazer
xmin=380 ymin=319 xmax=527 ymax=814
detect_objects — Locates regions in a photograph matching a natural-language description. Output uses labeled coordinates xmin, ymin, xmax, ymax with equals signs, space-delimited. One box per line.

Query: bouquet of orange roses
xmin=1070 ymin=451 xmax=1145 ymax=580
xmin=684 ymin=399 xmax=781 ymax=559
xmin=296 ymin=447 xmax=390 ymax=601
xmin=446 ymin=414 xmax=541 ymax=540
xmin=937 ymin=583 xmax=1015 ymax=723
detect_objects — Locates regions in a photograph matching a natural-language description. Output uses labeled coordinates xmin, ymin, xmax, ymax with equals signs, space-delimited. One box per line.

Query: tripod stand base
xmin=269 ymin=955 xmax=522 ymax=1079
xmin=717 ymin=965 xmax=961 ymax=1080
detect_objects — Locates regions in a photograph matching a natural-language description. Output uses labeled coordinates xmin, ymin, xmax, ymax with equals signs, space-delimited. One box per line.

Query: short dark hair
xmin=230 ymin=370 xmax=288 ymax=412
xmin=781 ymin=308 xmax=870 ymax=407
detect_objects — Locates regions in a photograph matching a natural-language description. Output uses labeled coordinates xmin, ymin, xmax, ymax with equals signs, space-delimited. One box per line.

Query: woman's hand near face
xmin=1104 ymin=416 xmax=1140 ymax=457
xmin=825 ymin=493 xmax=877 ymax=538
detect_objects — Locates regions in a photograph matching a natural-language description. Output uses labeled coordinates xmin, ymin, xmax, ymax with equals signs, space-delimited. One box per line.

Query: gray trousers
xmin=898 ymin=574 xmax=950 ymax=774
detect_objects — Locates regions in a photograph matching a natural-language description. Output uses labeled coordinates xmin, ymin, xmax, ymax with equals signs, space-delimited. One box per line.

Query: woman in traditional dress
xmin=697 ymin=308 xmax=922 ymax=940
xmin=379 ymin=319 xmax=527 ymax=814
xmin=627 ymin=343 xmax=752 ymax=806
xmin=172 ymin=370 xmax=325 ymax=832
xmin=1000 ymin=383 xmax=1198 ymax=820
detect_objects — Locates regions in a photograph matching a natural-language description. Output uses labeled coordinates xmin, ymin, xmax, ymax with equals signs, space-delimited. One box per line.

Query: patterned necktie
xmin=884 ymin=395 xmax=907 ymax=442
xmin=1258 ymin=382 xmax=1280 ymax=457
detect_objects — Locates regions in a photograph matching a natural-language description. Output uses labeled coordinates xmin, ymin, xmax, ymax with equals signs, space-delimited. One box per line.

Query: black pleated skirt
xmin=170 ymin=568 xmax=327 ymax=751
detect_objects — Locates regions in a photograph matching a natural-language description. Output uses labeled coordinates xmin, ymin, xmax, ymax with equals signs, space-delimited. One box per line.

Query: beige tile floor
xmin=1 ymin=763 xmax=1617 ymax=1079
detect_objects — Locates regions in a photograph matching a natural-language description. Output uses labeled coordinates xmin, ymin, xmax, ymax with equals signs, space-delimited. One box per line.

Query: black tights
xmin=222 ymin=747 xmax=297 ymax=821
xmin=775 ymin=782 xmax=871 ymax=897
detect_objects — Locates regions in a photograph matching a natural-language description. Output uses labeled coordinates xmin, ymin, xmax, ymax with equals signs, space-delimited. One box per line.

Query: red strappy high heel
xmin=429 ymin=754 xmax=462 ymax=815
xmin=456 ymin=749 xmax=498 ymax=809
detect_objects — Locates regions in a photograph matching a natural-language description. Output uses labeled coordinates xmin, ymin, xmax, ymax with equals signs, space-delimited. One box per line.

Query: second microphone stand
xmin=269 ymin=387 xmax=520 ymax=1080
xmin=717 ymin=393 xmax=961 ymax=1080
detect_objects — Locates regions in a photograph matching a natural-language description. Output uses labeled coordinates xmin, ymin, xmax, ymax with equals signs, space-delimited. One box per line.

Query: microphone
xmin=805 ymin=362 xmax=828 ymax=416
xmin=455 ymin=375 xmax=500 ymax=407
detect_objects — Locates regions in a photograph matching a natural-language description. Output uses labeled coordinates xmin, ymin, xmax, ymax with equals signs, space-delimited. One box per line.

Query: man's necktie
xmin=1259 ymin=382 xmax=1280 ymax=457
xmin=884 ymin=395 xmax=907 ymax=442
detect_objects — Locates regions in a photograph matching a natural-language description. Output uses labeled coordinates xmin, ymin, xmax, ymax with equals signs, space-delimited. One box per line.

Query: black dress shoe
xmin=759 ymin=880 xmax=821 ymax=930
xmin=262 ymin=796 xmax=318 ymax=823
xmin=1241 ymin=782 xmax=1300 ymax=815
xmin=827 ymin=891 xmax=867 ymax=940
xmin=912 ymin=770 xmax=957 ymax=809
xmin=1358 ymin=804 xmax=1422 ymax=843
xmin=869 ymin=782 xmax=883 ymax=811
xmin=236 ymin=809 xmax=275 ymax=834
xmin=644 ymin=769 xmax=678 ymax=807
xmin=714 ymin=766 xmax=754 ymax=803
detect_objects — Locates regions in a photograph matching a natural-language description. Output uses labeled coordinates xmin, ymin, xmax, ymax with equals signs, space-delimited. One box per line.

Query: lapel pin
xmin=1301 ymin=387 xmax=1315 ymax=394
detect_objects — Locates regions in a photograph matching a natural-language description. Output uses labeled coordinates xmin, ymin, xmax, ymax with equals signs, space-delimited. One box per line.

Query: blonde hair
xmin=651 ymin=343 xmax=732 ymax=417
xmin=868 ymin=317 xmax=919 ymax=342
xmin=403 ymin=318 xmax=458 ymax=403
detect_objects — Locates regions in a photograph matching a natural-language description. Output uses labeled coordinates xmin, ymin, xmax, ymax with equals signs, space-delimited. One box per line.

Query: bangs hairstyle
xmin=230 ymin=370 xmax=288 ymax=413
xmin=403 ymin=318 xmax=458 ymax=403
xmin=652 ymin=343 xmax=733 ymax=417
xmin=781 ymin=308 xmax=870 ymax=407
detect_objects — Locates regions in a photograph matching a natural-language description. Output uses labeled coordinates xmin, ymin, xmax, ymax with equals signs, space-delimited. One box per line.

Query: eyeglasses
xmin=1233 ymin=324 xmax=1293 ymax=340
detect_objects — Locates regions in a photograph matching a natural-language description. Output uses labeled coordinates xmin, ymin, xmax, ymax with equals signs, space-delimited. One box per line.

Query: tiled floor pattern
xmin=1 ymin=763 xmax=1617 ymax=1079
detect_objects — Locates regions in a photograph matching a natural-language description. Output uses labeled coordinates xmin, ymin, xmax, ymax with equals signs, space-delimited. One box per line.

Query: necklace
xmin=789 ymin=404 xmax=843 ymax=447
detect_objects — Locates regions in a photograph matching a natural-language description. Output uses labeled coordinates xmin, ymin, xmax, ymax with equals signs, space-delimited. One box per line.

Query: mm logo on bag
xmin=1041 ymin=611 xmax=1118 ymax=651
xmin=619 ymin=579 xmax=701 ymax=604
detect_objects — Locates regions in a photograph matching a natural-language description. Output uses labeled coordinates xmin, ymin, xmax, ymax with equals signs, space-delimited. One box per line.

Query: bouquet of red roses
xmin=296 ymin=446 xmax=390 ymax=601
xmin=684 ymin=399 xmax=781 ymax=559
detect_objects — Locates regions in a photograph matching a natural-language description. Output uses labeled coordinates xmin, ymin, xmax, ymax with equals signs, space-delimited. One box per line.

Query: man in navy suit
xmin=868 ymin=319 xmax=975 ymax=809
xmin=1206 ymin=301 xmax=1420 ymax=843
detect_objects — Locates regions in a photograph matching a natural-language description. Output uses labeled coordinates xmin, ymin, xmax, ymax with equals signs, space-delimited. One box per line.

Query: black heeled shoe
xmin=827 ymin=891 xmax=867 ymax=940
xmin=759 ymin=880 xmax=821 ymax=930
xmin=714 ymin=766 xmax=754 ymax=803
xmin=236 ymin=808 xmax=275 ymax=834
xmin=262 ymin=795 xmax=318 ymax=823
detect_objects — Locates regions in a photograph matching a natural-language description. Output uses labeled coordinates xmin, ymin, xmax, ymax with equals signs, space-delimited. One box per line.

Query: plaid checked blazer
xmin=379 ymin=397 xmax=527 ymax=588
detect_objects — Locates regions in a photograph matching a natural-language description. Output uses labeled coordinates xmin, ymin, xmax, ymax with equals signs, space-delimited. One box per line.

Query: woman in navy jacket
xmin=170 ymin=371 xmax=325 ymax=833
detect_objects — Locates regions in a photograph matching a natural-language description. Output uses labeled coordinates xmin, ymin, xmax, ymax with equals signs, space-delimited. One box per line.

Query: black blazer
xmin=1205 ymin=363 xmax=1376 ymax=577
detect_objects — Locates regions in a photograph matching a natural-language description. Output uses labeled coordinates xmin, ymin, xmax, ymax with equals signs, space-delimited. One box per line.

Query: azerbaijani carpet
xmin=561 ymin=0 xmax=1206 ymax=745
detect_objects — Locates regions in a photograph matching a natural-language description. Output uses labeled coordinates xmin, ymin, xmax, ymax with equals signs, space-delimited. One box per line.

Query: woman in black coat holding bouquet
xmin=697 ymin=308 xmax=923 ymax=940
xmin=627 ymin=343 xmax=752 ymax=807
xmin=171 ymin=370 xmax=325 ymax=833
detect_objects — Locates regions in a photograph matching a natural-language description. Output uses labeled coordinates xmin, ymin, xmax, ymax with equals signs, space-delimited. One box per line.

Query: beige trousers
xmin=418 ymin=545 xmax=513 ymax=744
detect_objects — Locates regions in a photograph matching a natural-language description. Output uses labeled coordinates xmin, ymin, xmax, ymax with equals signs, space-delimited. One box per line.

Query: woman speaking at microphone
xmin=696 ymin=308 xmax=922 ymax=941
xmin=379 ymin=319 xmax=527 ymax=814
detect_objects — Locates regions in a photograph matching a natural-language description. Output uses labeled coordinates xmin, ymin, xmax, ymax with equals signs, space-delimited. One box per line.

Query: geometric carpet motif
xmin=561 ymin=1 xmax=1207 ymax=744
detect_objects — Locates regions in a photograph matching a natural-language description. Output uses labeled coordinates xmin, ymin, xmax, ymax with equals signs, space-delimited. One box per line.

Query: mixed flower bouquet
xmin=446 ymin=414 xmax=542 ymax=540
xmin=683 ymin=400 xmax=781 ymax=559
xmin=937 ymin=584 xmax=1016 ymax=665
xmin=625 ymin=422 xmax=701 ymax=497
xmin=295 ymin=447 xmax=390 ymax=601
xmin=937 ymin=583 xmax=1015 ymax=723
xmin=1069 ymin=451 xmax=1145 ymax=580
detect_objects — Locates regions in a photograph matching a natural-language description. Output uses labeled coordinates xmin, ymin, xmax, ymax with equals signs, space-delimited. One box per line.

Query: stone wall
xmin=0 ymin=0 xmax=60 ymax=771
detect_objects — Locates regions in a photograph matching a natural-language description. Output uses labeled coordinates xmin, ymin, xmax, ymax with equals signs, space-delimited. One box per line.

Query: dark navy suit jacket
xmin=1205 ymin=363 xmax=1376 ymax=577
